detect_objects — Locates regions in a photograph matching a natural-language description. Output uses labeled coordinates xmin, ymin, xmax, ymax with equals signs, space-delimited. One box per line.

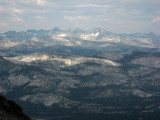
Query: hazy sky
xmin=0 ymin=0 xmax=160 ymax=34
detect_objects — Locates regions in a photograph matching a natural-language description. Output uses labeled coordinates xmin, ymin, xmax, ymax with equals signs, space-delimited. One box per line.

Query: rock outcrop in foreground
xmin=0 ymin=95 xmax=31 ymax=120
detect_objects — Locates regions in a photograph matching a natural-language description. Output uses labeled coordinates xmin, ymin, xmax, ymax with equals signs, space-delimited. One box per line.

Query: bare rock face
xmin=0 ymin=95 xmax=31 ymax=120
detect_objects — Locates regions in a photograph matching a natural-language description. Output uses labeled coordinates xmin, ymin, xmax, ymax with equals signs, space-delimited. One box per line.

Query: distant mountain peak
xmin=148 ymin=32 xmax=157 ymax=37
xmin=4 ymin=31 xmax=17 ymax=35
xmin=52 ymin=27 xmax=62 ymax=31
xmin=26 ymin=29 xmax=37 ymax=33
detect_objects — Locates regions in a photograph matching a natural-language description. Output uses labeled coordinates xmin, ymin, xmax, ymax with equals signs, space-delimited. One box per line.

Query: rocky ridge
xmin=0 ymin=95 xmax=31 ymax=120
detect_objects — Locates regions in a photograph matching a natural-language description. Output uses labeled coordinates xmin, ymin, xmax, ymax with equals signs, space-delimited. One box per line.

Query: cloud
xmin=77 ymin=4 xmax=112 ymax=8
xmin=0 ymin=6 xmax=4 ymax=12
xmin=37 ymin=0 xmax=46 ymax=5
xmin=0 ymin=22 xmax=7 ymax=27
xmin=103 ymin=18 xmax=111 ymax=22
xmin=12 ymin=8 xmax=23 ymax=14
xmin=35 ymin=16 xmax=46 ymax=21
xmin=12 ymin=17 xmax=24 ymax=22
xmin=0 ymin=0 xmax=159 ymax=35
xmin=152 ymin=17 xmax=160 ymax=23
xmin=19 ymin=0 xmax=33 ymax=4
xmin=107 ymin=0 xmax=158 ymax=4
xmin=62 ymin=11 xmax=80 ymax=14
xmin=64 ymin=16 xmax=89 ymax=21
xmin=92 ymin=15 xmax=111 ymax=22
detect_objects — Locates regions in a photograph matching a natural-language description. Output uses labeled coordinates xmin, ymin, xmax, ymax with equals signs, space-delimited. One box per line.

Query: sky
xmin=0 ymin=0 xmax=160 ymax=35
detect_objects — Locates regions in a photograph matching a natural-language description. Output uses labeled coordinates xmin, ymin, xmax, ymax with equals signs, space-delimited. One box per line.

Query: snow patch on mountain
xmin=100 ymin=36 xmax=121 ymax=43
xmin=57 ymin=33 xmax=67 ymax=37
xmin=80 ymin=32 xmax=99 ymax=40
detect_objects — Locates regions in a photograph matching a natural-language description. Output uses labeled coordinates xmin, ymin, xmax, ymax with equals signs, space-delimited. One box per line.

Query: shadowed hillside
xmin=0 ymin=95 xmax=31 ymax=120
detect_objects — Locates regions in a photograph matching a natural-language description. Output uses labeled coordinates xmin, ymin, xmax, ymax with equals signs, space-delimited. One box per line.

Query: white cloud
xmin=103 ymin=18 xmax=111 ymax=22
xmin=0 ymin=22 xmax=7 ymax=27
xmin=92 ymin=15 xmax=111 ymax=22
xmin=152 ymin=17 xmax=160 ymax=23
xmin=20 ymin=0 xmax=33 ymax=4
xmin=64 ymin=16 xmax=89 ymax=21
xmin=108 ymin=0 xmax=158 ymax=4
xmin=77 ymin=4 xmax=112 ymax=8
xmin=37 ymin=0 xmax=46 ymax=5
xmin=12 ymin=17 xmax=24 ymax=22
xmin=62 ymin=11 xmax=80 ymax=14
xmin=36 ymin=16 xmax=42 ymax=20
xmin=12 ymin=8 xmax=23 ymax=14
xmin=35 ymin=16 xmax=46 ymax=21
xmin=27 ymin=9 xmax=49 ymax=14
xmin=0 ymin=6 xmax=4 ymax=12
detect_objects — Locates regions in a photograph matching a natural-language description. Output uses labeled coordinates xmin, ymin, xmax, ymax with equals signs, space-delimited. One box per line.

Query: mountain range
xmin=0 ymin=28 xmax=160 ymax=120
xmin=0 ymin=27 xmax=159 ymax=56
